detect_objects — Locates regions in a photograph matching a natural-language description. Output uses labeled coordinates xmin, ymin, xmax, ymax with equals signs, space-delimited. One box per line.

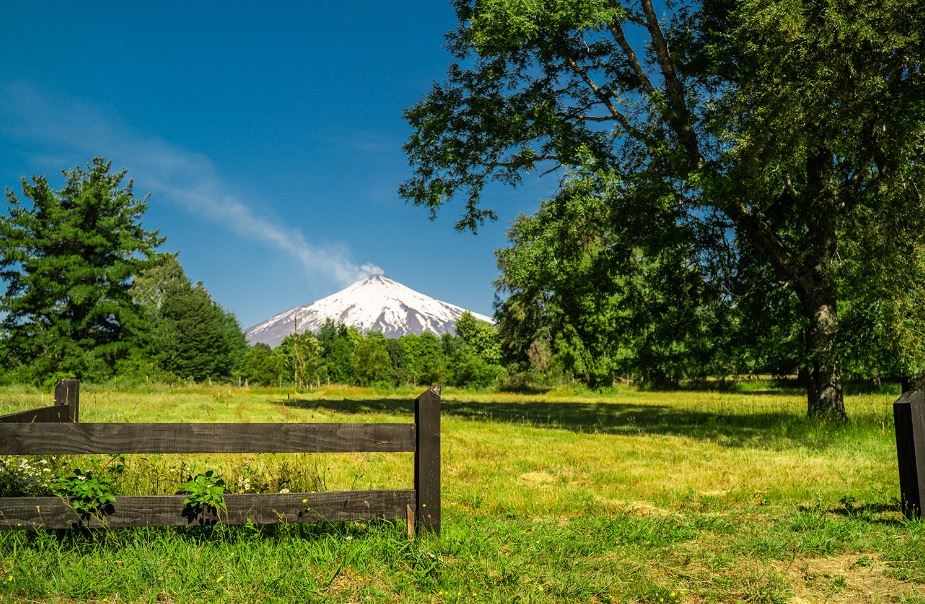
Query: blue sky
xmin=0 ymin=2 xmax=557 ymax=327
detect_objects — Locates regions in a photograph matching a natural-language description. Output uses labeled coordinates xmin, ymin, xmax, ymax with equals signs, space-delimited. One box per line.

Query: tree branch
xmin=722 ymin=201 xmax=809 ymax=292
xmin=484 ymin=154 xmax=561 ymax=171
xmin=539 ymin=163 xmax=563 ymax=177
xmin=639 ymin=0 xmax=701 ymax=163
xmin=563 ymin=55 xmax=646 ymax=141
xmin=578 ymin=115 xmax=624 ymax=122
xmin=608 ymin=22 xmax=656 ymax=97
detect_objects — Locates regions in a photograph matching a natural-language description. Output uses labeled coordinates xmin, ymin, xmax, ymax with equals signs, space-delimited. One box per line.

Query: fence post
xmin=54 ymin=379 xmax=79 ymax=423
xmin=894 ymin=389 xmax=925 ymax=518
xmin=414 ymin=385 xmax=441 ymax=534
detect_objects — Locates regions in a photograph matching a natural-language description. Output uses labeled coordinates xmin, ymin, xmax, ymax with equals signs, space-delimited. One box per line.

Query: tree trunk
xmin=800 ymin=147 xmax=844 ymax=419
xmin=803 ymin=297 xmax=846 ymax=419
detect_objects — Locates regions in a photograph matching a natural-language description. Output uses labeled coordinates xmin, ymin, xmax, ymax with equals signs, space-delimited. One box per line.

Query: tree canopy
xmin=402 ymin=0 xmax=925 ymax=417
xmin=0 ymin=158 xmax=163 ymax=382
xmin=495 ymin=163 xmax=730 ymax=387
xmin=0 ymin=159 xmax=253 ymax=385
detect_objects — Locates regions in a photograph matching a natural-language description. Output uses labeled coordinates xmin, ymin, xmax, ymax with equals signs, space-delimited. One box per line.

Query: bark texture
xmin=803 ymin=299 xmax=846 ymax=419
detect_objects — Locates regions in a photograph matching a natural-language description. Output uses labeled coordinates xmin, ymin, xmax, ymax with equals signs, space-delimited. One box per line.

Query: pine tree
xmin=132 ymin=255 xmax=247 ymax=383
xmin=157 ymin=282 xmax=245 ymax=382
xmin=0 ymin=158 xmax=163 ymax=382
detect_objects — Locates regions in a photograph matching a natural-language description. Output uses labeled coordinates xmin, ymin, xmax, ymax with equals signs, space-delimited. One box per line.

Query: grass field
xmin=0 ymin=383 xmax=923 ymax=603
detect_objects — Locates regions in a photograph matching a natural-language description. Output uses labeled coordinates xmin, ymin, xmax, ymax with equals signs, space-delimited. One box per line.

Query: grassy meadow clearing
xmin=0 ymin=383 xmax=923 ymax=603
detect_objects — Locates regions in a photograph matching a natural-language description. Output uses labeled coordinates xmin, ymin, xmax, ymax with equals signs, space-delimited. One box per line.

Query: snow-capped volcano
xmin=245 ymin=275 xmax=494 ymax=347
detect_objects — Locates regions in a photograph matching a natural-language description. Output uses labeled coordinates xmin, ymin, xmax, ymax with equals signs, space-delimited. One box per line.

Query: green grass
xmin=0 ymin=384 xmax=923 ymax=602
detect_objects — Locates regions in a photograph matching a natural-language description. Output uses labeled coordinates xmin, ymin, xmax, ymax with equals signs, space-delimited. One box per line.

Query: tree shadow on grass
xmin=822 ymin=501 xmax=908 ymax=526
xmin=278 ymin=398 xmax=854 ymax=449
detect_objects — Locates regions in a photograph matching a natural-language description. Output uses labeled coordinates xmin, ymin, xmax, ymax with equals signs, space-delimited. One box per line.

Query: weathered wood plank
xmin=414 ymin=385 xmax=441 ymax=534
xmin=894 ymin=390 xmax=925 ymax=518
xmin=0 ymin=423 xmax=416 ymax=454
xmin=0 ymin=405 xmax=67 ymax=424
xmin=0 ymin=490 xmax=415 ymax=529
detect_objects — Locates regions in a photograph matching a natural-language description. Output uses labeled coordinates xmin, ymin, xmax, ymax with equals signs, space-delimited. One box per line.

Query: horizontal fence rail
xmin=0 ymin=490 xmax=415 ymax=529
xmin=0 ymin=422 xmax=416 ymax=455
xmin=0 ymin=380 xmax=441 ymax=534
xmin=0 ymin=405 xmax=69 ymax=424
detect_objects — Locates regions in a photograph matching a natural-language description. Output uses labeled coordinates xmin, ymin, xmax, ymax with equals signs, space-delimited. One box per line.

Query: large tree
xmin=0 ymin=158 xmax=163 ymax=382
xmin=401 ymin=0 xmax=925 ymax=417
xmin=495 ymin=163 xmax=732 ymax=387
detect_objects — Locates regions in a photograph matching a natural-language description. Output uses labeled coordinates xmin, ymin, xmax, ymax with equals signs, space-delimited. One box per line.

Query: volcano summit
xmin=244 ymin=275 xmax=494 ymax=347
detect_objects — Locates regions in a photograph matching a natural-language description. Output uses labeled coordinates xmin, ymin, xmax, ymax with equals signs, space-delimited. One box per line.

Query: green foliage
xmin=155 ymin=279 xmax=246 ymax=382
xmin=385 ymin=338 xmax=408 ymax=384
xmin=240 ymin=317 xmax=512 ymax=389
xmin=399 ymin=332 xmax=446 ymax=386
xmin=280 ymin=332 xmax=325 ymax=388
xmin=445 ymin=314 xmax=507 ymax=388
xmin=496 ymin=165 xmax=729 ymax=387
xmin=448 ymin=345 xmax=507 ymax=389
xmin=220 ymin=311 xmax=248 ymax=378
xmin=317 ymin=320 xmax=359 ymax=384
xmin=51 ymin=469 xmax=116 ymax=515
xmin=178 ymin=470 xmax=227 ymax=514
xmin=108 ymin=353 xmax=177 ymax=386
xmin=352 ymin=332 xmax=393 ymax=386
xmin=130 ymin=252 xmax=188 ymax=311
xmin=241 ymin=343 xmax=286 ymax=386
xmin=456 ymin=312 xmax=503 ymax=366
xmin=401 ymin=0 xmax=925 ymax=414
xmin=0 ymin=158 xmax=163 ymax=383
xmin=0 ymin=456 xmax=61 ymax=497
xmin=836 ymin=233 xmax=925 ymax=382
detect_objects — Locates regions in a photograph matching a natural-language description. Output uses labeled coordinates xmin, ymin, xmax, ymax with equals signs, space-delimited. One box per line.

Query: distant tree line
xmin=0 ymin=158 xmax=506 ymax=388
xmin=242 ymin=312 xmax=505 ymax=389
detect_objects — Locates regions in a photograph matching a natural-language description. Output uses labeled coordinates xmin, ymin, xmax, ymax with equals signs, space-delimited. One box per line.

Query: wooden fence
xmin=0 ymin=380 xmax=440 ymax=533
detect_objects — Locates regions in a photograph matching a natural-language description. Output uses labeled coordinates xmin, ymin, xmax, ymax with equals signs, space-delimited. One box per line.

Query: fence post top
xmin=417 ymin=385 xmax=441 ymax=401
xmin=895 ymin=390 xmax=925 ymax=407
